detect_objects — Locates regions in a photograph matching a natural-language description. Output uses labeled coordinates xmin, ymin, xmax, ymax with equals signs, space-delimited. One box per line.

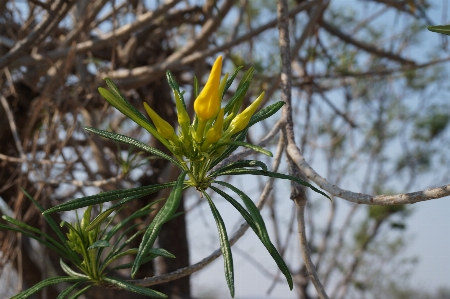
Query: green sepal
xmin=84 ymin=127 xmax=184 ymax=169
xmin=43 ymin=182 xmax=176 ymax=214
xmin=131 ymin=171 xmax=187 ymax=278
xmin=11 ymin=276 xmax=84 ymax=299
xmin=202 ymin=190 xmax=235 ymax=298
xmin=101 ymin=277 xmax=167 ymax=298
xmin=213 ymin=182 xmax=293 ymax=290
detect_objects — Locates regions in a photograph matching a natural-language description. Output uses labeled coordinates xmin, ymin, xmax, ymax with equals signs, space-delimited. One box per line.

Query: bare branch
xmin=0 ymin=95 xmax=25 ymax=159
xmin=321 ymin=21 xmax=415 ymax=65
xmin=287 ymin=143 xmax=450 ymax=204
xmin=295 ymin=195 xmax=330 ymax=299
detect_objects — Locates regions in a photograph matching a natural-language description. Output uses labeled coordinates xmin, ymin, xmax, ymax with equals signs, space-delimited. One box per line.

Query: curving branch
xmin=287 ymin=143 xmax=450 ymax=204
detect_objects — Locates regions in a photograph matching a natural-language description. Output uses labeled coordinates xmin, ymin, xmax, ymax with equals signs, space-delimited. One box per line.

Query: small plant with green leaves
xmin=1 ymin=190 xmax=173 ymax=299
xmin=42 ymin=56 xmax=329 ymax=297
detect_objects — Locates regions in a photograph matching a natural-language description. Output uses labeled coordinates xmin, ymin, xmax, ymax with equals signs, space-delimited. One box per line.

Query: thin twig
xmin=0 ymin=95 xmax=25 ymax=159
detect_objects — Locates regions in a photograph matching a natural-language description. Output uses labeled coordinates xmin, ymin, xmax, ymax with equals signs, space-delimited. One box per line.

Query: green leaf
xmin=166 ymin=71 xmax=187 ymax=110
xmin=210 ymin=160 xmax=268 ymax=177
xmin=224 ymin=81 xmax=250 ymax=115
xmin=210 ymin=186 xmax=258 ymax=231
xmin=1 ymin=215 xmax=66 ymax=252
xmin=87 ymin=240 xmax=111 ymax=250
xmin=215 ymin=169 xmax=330 ymax=199
xmin=236 ymin=66 xmax=254 ymax=91
xmin=428 ymin=25 xmax=450 ymax=36
xmin=214 ymin=182 xmax=293 ymax=290
xmin=101 ymin=277 xmax=167 ymax=298
xmin=98 ymin=81 xmax=169 ymax=148
xmin=248 ymin=101 xmax=285 ymax=127
xmin=201 ymin=190 xmax=235 ymax=298
xmin=215 ymin=141 xmax=273 ymax=157
xmin=109 ymin=247 xmax=176 ymax=271
xmin=11 ymin=276 xmax=84 ymax=299
xmin=209 ymin=128 xmax=249 ymax=170
xmin=223 ymin=66 xmax=243 ymax=94
xmin=85 ymin=208 xmax=115 ymax=232
xmin=56 ymin=281 xmax=90 ymax=299
xmin=132 ymin=172 xmax=186 ymax=278
xmin=60 ymin=259 xmax=89 ymax=279
xmin=84 ymin=127 xmax=184 ymax=169
xmin=67 ymin=285 xmax=92 ymax=299
xmin=43 ymin=182 xmax=176 ymax=214
xmin=21 ymin=189 xmax=81 ymax=263
xmin=0 ymin=223 xmax=67 ymax=257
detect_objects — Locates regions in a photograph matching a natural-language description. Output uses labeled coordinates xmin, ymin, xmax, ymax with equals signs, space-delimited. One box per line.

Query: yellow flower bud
xmin=205 ymin=108 xmax=224 ymax=144
xmin=225 ymin=91 xmax=265 ymax=136
xmin=194 ymin=56 xmax=222 ymax=121
xmin=143 ymin=102 xmax=178 ymax=143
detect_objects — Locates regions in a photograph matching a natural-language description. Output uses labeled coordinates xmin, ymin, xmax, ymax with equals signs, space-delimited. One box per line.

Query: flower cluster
xmin=140 ymin=56 xmax=265 ymax=189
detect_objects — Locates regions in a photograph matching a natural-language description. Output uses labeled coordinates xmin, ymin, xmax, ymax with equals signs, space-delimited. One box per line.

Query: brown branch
xmin=287 ymin=143 xmax=450 ymax=204
xmin=0 ymin=0 xmax=76 ymax=69
xmin=321 ymin=20 xmax=415 ymax=65
xmin=277 ymin=0 xmax=330 ymax=297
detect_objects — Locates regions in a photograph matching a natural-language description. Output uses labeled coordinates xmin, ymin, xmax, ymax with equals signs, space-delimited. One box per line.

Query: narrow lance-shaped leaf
xmin=214 ymin=141 xmax=273 ymax=157
xmin=102 ymin=277 xmax=167 ymax=298
xmin=21 ymin=189 xmax=81 ymax=263
xmin=214 ymin=181 xmax=293 ymax=290
xmin=201 ymin=190 xmax=235 ymax=298
xmin=11 ymin=276 xmax=84 ymax=299
xmin=43 ymin=182 xmax=176 ymax=214
xmin=84 ymin=127 xmax=184 ymax=169
xmin=210 ymin=160 xmax=268 ymax=177
xmin=215 ymin=169 xmax=330 ymax=199
xmin=56 ymin=281 xmax=88 ymax=299
xmin=131 ymin=171 xmax=187 ymax=278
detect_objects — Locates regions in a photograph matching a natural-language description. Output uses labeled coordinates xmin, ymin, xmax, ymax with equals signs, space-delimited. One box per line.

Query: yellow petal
xmin=194 ymin=56 xmax=222 ymax=121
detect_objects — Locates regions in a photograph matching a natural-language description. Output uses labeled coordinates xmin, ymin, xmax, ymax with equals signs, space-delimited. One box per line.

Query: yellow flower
xmin=194 ymin=56 xmax=222 ymax=121
xmin=225 ymin=91 xmax=265 ymax=137
xmin=143 ymin=102 xmax=178 ymax=143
